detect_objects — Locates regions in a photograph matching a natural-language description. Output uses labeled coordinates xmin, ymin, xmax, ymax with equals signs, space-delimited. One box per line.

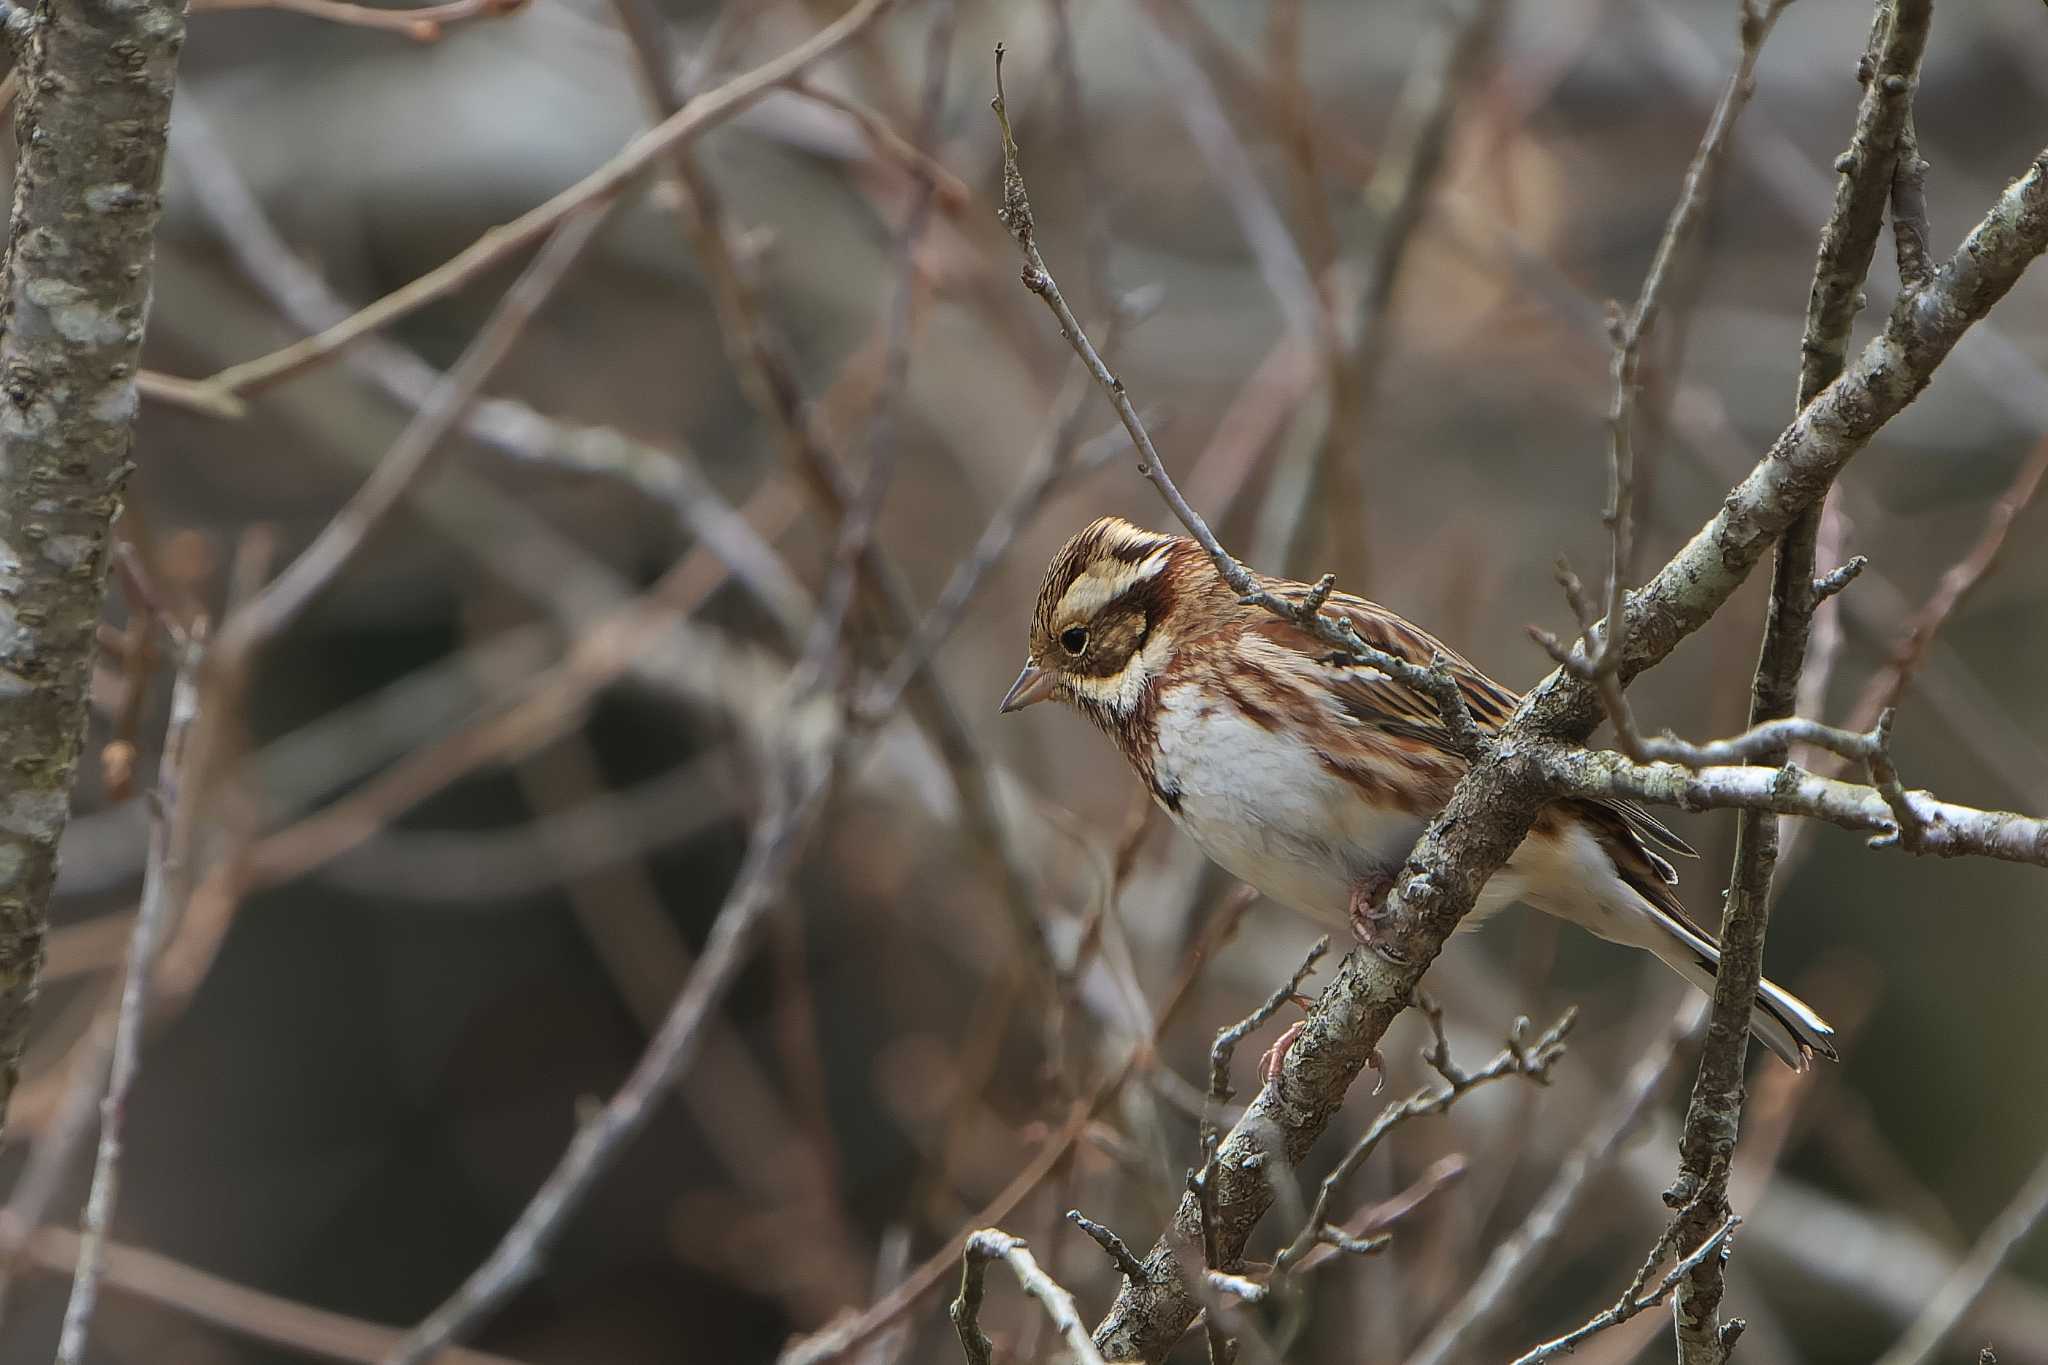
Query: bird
xmin=999 ymin=515 xmax=1836 ymax=1070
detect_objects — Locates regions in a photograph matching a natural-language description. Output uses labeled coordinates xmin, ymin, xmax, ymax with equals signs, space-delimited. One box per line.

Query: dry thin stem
xmin=1509 ymin=1216 xmax=1743 ymax=1364
xmin=951 ymin=1229 xmax=1109 ymax=1365
xmin=1272 ymin=1004 xmax=1574 ymax=1277
xmin=1571 ymin=0 xmax=1792 ymax=753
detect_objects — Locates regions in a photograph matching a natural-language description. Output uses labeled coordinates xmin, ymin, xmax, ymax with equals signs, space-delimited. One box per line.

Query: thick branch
xmin=0 ymin=0 xmax=187 ymax=1129
xmin=1534 ymin=746 xmax=2048 ymax=866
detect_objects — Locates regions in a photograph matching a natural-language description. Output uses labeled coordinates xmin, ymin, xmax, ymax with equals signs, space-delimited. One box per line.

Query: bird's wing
xmin=1245 ymin=584 xmax=1699 ymax=866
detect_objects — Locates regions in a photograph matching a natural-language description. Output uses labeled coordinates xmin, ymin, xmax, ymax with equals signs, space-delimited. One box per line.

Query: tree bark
xmin=0 ymin=0 xmax=187 ymax=1122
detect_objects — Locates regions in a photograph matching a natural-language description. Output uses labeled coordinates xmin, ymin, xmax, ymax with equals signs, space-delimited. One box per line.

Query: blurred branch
xmin=186 ymin=0 xmax=523 ymax=42
xmin=23 ymin=1225 xmax=530 ymax=1365
xmin=173 ymin=101 xmax=816 ymax=648
xmin=1254 ymin=0 xmax=1503 ymax=578
xmin=0 ymin=0 xmax=185 ymax=1137
xmin=615 ymin=0 xmax=1057 ymax=992
xmin=950 ymin=1229 xmax=1108 ymax=1365
xmin=386 ymin=684 xmax=844 ymax=1364
xmin=52 ymin=636 xmax=204 ymax=1364
xmin=210 ymin=206 xmax=614 ymax=668
xmin=1672 ymin=7 xmax=1928 ymax=1354
xmin=1532 ymin=745 xmax=2048 ymax=865
xmin=775 ymin=892 xmax=1260 ymax=1365
xmin=1831 ymin=436 xmax=2048 ymax=770
xmin=1873 ymin=1149 xmax=2048 ymax=1365
xmin=185 ymin=0 xmax=896 ymax=400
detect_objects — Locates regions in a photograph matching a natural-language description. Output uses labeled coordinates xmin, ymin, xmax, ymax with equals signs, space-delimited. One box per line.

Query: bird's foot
xmin=1259 ymin=1019 xmax=1306 ymax=1086
xmin=1348 ymin=870 xmax=1407 ymax=962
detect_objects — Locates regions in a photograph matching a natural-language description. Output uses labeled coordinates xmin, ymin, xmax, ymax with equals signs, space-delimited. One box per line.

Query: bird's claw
xmin=1348 ymin=870 xmax=1407 ymax=963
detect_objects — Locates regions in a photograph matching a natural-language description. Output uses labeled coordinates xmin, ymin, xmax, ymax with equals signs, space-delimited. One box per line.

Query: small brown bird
xmin=1001 ymin=516 xmax=1835 ymax=1069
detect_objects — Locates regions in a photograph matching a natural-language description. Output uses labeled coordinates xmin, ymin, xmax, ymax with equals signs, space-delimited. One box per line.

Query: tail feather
xmin=1641 ymin=913 xmax=1838 ymax=1071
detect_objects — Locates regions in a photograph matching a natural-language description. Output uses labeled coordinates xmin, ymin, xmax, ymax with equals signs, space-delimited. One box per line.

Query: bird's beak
xmin=999 ymin=660 xmax=1056 ymax=714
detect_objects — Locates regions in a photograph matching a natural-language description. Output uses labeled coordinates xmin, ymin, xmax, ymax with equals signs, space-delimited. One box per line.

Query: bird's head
xmin=1001 ymin=516 xmax=1208 ymax=721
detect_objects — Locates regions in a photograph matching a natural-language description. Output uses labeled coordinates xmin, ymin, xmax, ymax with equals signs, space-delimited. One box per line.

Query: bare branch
xmin=951 ymin=1230 xmax=1108 ymax=1365
xmin=1067 ymin=1211 xmax=1150 ymax=1284
xmin=1674 ymin=6 xmax=1931 ymax=1352
xmin=1510 ymin=1216 xmax=1743 ymax=1364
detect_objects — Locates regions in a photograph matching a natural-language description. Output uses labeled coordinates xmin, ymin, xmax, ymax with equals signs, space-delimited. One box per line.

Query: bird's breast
xmin=1146 ymin=683 xmax=1426 ymax=922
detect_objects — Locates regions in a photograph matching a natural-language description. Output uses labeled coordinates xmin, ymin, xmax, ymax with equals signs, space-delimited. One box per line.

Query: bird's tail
xmin=1637 ymin=908 xmax=1838 ymax=1071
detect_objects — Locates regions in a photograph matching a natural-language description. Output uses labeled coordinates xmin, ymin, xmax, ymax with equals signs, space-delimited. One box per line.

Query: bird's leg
xmin=1348 ymin=867 xmax=1405 ymax=961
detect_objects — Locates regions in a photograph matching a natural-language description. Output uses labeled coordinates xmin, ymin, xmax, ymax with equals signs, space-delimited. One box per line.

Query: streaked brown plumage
xmin=1002 ymin=516 xmax=1835 ymax=1069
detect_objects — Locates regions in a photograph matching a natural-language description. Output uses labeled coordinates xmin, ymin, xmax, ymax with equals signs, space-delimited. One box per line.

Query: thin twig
xmin=52 ymin=633 xmax=206 ymax=1364
xmin=1202 ymin=938 xmax=1328 ymax=1159
xmin=1568 ymin=0 xmax=1793 ymax=754
xmin=1510 ymin=1216 xmax=1743 ymax=1364
xmin=1273 ymin=1003 xmax=1574 ymax=1276
xmin=1065 ymin=1211 xmax=1149 ymax=1283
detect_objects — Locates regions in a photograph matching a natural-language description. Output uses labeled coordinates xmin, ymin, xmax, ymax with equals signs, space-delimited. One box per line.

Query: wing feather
xmin=1243 ymin=581 xmax=1697 ymax=863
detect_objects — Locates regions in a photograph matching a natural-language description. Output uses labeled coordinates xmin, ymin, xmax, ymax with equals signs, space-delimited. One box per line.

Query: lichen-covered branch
xmin=0 ymin=0 xmax=188 ymax=1128
xmin=1672 ymin=4 xmax=1930 ymax=1355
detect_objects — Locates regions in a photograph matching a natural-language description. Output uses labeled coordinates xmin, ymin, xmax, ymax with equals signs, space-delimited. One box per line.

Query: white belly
xmin=1150 ymin=685 xmax=1534 ymax=927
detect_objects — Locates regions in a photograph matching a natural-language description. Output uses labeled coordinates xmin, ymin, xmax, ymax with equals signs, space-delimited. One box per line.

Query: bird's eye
xmin=1060 ymin=627 xmax=1089 ymax=656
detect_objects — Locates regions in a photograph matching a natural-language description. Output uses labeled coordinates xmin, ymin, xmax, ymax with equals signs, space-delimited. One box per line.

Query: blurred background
xmin=4 ymin=0 xmax=2047 ymax=1361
